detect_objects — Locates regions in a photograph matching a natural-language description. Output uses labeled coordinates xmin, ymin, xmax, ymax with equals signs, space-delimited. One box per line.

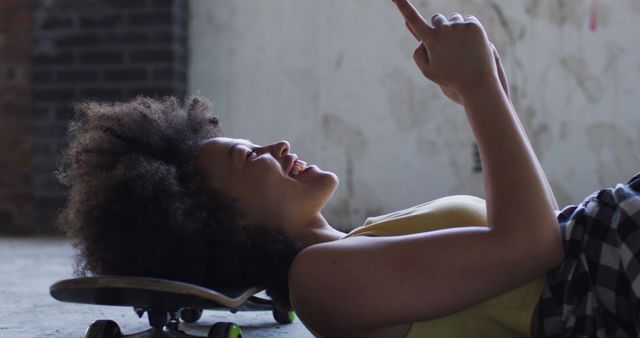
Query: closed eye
xmin=246 ymin=149 xmax=257 ymax=159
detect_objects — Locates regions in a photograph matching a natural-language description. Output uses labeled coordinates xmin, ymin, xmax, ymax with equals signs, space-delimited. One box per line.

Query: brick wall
xmin=0 ymin=0 xmax=33 ymax=234
xmin=0 ymin=0 xmax=188 ymax=235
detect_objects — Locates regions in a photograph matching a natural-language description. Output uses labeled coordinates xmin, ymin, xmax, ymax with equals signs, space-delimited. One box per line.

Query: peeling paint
xmin=629 ymin=0 xmax=640 ymax=13
xmin=520 ymin=105 xmax=552 ymax=158
xmin=525 ymin=0 xmax=586 ymax=28
xmin=285 ymin=67 xmax=316 ymax=96
xmin=321 ymin=114 xmax=367 ymax=153
xmin=586 ymin=123 xmax=640 ymax=187
xmin=593 ymin=1 xmax=613 ymax=30
xmin=321 ymin=113 xmax=373 ymax=226
xmin=334 ymin=53 xmax=344 ymax=71
xmin=489 ymin=2 xmax=517 ymax=44
xmin=384 ymin=68 xmax=435 ymax=131
xmin=549 ymin=179 xmax=573 ymax=207
xmin=602 ymin=41 xmax=625 ymax=72
xmin=560 ymin=56 xmax=604 ymax=103
xmin=189 ymin=0 xmax=640 ymax=225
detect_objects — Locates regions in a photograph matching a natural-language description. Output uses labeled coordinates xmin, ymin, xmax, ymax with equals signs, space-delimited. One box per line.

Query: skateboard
xmin=50 ymin=276 xmax=296 ymax=338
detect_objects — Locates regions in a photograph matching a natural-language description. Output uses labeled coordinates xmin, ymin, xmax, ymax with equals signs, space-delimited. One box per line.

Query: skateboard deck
xmin=50 ymin=276 xmax=295 ymax=337
xmin=50 ymin=276 xmax=268 ymax=312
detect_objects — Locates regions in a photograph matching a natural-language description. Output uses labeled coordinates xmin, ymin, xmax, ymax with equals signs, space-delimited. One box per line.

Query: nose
xmin=269 ymin=140 xmax=290 ymax=158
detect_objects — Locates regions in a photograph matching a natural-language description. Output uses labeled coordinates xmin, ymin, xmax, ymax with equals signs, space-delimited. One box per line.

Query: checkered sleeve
xmin=536 ymin=172 xmax=640 ymax=338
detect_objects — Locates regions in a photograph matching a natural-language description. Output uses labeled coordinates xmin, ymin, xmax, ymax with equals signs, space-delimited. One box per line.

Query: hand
xmin=394 ymin=1 xmax=502 ymax=100
xmin=439 ymin=43 xmax=510 ymax=105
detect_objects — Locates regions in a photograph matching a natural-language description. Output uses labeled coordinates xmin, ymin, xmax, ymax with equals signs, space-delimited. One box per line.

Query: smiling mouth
xmin=289 ymin=160 xmax=307 ymax=177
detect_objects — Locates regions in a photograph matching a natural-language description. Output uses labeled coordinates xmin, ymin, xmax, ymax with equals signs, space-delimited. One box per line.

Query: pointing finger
xmin=394 ymin=0 xmax=434 ymax=40
xmin=404 ymin=20 xmax=420 ymax=41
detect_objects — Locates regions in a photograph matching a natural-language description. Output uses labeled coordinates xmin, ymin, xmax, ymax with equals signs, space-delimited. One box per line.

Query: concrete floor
xmin=0 ymin=237 xmax=314 ymax=338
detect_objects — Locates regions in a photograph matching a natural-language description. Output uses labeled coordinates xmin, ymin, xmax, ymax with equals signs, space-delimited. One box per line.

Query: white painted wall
xmin=189 ymin=0 xmax=640 ymax=229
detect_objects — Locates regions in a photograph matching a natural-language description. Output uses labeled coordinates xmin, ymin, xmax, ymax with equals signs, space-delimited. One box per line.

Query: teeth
xmin=290 ymin=160 xmax=307 ymax=176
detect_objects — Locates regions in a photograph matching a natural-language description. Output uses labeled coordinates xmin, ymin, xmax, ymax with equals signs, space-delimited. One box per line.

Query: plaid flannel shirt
xmin=537 ymin=172 xmax=640 ymax=338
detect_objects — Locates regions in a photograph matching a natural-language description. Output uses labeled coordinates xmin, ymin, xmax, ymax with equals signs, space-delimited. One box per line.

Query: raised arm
xmin=396 ymin=9 xmax=559 ymax=242
xmin=403 ymin=7 xmax=558 ymax=212
xmin=289 ymin=3 xmax=564 ymax=336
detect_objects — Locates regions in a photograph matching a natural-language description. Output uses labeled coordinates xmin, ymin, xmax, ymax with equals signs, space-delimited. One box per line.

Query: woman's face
xmin=194 ymin=137 xmax=339 ymax=231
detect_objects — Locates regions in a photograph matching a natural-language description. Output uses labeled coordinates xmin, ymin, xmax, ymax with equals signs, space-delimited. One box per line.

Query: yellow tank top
xmin=345 ymin=195 xmax=544 ymax=338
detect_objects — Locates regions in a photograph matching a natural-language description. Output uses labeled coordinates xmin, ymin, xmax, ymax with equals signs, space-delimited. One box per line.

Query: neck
xmin=291 ymin=213 xmax=346 ymax=248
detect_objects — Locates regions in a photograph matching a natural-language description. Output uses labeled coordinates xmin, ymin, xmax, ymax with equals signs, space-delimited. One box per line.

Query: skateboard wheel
xmin=272 ymin=308 xmax=296 ymax=324
xmin=84 ymin=320 xmax=122 ymax=338
xmin=207 ymin=322 xmax=242 ymax=338
xmin=180 ymin=308 xmax=203 ymax=323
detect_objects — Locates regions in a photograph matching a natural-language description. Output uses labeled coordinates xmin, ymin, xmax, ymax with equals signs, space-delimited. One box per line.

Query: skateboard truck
xmin=88 ymin=307 xmax=202 ymax=337
xmin=142 ymin=308 xmax=180 ymax=330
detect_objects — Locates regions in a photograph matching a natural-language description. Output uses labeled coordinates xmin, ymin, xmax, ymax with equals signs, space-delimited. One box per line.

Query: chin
xmin=317 ymin=169 xmax=339 ymax=189
xmin=304 ymin=169 xmax=338 ymax=204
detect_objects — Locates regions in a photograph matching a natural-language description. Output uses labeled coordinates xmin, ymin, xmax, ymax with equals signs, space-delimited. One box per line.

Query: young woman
xmin=56 ymin=1 xmax=640 ymax=337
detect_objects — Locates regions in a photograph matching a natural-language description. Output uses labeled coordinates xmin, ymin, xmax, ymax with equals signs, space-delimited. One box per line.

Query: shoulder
xmin=288 ymin=237 xmax=386 ymax=336
xmin=288 ymin=236 xmax=371 ymax=305
xmin=288 ymin=232 xmax=462 ymax=336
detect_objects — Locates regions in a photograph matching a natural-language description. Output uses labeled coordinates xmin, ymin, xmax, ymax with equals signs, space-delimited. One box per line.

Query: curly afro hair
xmin=55 ymin=96 xmax=302 ymax=311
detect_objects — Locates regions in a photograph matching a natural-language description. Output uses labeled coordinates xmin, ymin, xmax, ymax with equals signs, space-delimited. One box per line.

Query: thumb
xmin=491 ymin=44 xmax=510 ymax=99
xmin=413 ymin=42 xmax=434 ymax=81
